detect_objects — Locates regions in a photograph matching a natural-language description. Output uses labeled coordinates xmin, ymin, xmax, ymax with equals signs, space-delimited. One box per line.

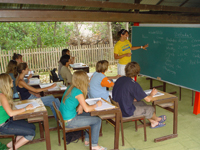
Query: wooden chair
xmin=52 ymin=102 xmax=92 ymax=150
xmin=0 ymin=134 xmax=15 ymax=150
xmin=105 ymin=97 xmax=147 ymax=146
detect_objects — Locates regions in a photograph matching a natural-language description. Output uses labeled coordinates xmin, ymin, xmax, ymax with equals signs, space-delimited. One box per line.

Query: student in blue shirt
xmin=112 ymin=62 xmax=166 ymax=129
xmin=88 ymin=60 xmax=120 ymax=102
xmin=60 ymin=70 xmax=107 ymax=150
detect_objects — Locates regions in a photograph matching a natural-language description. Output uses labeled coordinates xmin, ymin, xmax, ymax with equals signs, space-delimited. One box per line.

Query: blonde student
xmin=88 ymin=60 xmax=120 ymax=102
xmin=0 ymin=73 xmax=35 ymax=150
xmin=59 ymin=71 xmax=107 ymax=150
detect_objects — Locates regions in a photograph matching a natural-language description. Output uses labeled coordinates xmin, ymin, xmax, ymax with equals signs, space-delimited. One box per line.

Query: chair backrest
xmin=109 ymin=96 xmax=123 ymax=119
xmin=52 ymin=102 xmax=65 ymax=129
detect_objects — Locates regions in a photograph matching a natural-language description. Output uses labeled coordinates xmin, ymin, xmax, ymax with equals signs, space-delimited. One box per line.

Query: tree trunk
xmin=36 ymin=22 xmax=42 ymax=48
xmin=74 ymin=22 xmax=81 ymax=46
xmin=125 ymin=22 xmax=129 ymax=31
xmin=107 ymin=22 xmax=113 ymax=47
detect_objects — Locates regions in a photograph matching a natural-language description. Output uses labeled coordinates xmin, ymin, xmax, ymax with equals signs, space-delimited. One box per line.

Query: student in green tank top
xmin=0 ymin=73 xmax=35 ymax=150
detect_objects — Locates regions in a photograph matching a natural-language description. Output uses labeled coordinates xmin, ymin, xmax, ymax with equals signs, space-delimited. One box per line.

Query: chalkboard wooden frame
xmin=131 ymin=24 xmax=200 ymax=92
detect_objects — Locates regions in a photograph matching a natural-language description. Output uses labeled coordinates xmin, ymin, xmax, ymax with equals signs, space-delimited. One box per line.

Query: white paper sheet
xmin=39 ymin=83 xmax=67 ymax=91
xmin=85 ymin=98 xmax=115 ymax=111
xmin=15 ymin=101 xmax=40 ymax=109
xmin=144 ymin=89 xmax=164 ymax=97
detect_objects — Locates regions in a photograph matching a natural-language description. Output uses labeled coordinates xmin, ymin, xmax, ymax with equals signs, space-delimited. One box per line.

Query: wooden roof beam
xmin=0 ymin=10 xmax=200 ymax=23
xmin=0 ymin=0 xmax=200 ymax=14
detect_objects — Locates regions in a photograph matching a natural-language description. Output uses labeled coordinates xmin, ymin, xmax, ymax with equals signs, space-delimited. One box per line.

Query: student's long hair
xmin=63 ymin=71 xmax=89 ymax=103
xmin=6 ymin=60 xmax=18 ymax=78
xmin=0 ymin=73 xmax=13 ymax=106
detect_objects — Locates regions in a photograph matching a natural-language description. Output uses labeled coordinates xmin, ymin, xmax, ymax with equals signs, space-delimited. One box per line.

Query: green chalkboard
xmin=131 ymin=26 xmax=200 ymax=92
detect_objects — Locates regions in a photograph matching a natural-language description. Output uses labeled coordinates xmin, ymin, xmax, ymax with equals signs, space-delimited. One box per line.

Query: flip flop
xmin=92 ymin=146 xmax=107 ymax=150
xmin=159 ymin=115 xmax=167 ymax=123
xmin=150 ymin=123 xmax=166 ymax=129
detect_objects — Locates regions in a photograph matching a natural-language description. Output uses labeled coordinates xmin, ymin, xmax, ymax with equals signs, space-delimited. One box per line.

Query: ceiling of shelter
xmin=0 ymin=0 xmax=200 ymax=23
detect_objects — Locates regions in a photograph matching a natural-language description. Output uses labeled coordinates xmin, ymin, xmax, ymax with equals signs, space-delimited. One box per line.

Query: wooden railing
xmin=0 ymin=44 xmax=117 ymax=73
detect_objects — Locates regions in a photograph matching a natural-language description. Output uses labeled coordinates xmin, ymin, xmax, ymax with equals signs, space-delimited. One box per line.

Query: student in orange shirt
xmin=88 ymin=60 xmax=120 ymax=102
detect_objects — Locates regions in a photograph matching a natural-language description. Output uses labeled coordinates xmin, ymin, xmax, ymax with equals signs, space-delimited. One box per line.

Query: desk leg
xmin=43 ymin=112 xmax=51 ymax=150
xmin=154 ymin=98 xmax=178 ymax=142
xmin=173 ymin=98 xmax=178 ymax=134
xmin=114 ymin=111 xmax=120 ymax=150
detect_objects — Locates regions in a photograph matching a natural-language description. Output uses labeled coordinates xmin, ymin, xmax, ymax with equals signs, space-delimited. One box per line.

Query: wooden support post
xmin=193 ymin=92 xmax=200 ymax=115
xmin=133 ymin=22 xmax=139 ymax=82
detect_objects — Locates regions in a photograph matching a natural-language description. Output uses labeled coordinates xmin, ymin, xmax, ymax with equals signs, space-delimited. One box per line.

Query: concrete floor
xmin=1 ymin=76 xmax=200 ymax=150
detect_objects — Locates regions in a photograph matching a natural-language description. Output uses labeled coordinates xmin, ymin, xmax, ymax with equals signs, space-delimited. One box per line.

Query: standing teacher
xmin=114 ymin=29 xmax=148 ymax=76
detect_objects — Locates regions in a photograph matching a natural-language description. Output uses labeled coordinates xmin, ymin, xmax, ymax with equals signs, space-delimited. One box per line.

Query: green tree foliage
xmin=0 ymin=22 xmax=73 ymax=50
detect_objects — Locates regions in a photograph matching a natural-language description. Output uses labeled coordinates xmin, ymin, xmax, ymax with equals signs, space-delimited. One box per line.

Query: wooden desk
xmin=151 ymin=90 xmax=178 ymax=142
xmin=25 ymin=75 xmax=40 ymax=79
xmin=42 ymin=89 xmax=65 ymax=101
xmin=70 ymin=63 xmax=89 ymax=73
xmin=13 ymin=98 xmax=51 ymax=150
xmin=90 ymin=99 xmax=121 ymax=150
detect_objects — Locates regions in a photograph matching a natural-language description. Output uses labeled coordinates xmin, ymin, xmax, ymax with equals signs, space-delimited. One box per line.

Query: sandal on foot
xmin=92 ymin=146 xmax=107 ymax=150
xmin=159 ymin=115 xmax=167 ymax=123
xmin=85 ymin=141 xmax=89 ymax=146
xmin=150 ymin=123 xmax=166 ymax=129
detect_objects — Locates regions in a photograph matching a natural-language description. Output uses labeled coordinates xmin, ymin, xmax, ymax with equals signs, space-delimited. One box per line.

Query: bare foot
xmin=151 ymin=121 xmax=165 ymax=128
xmin=7 ymin=141 xmax=12 ymax=148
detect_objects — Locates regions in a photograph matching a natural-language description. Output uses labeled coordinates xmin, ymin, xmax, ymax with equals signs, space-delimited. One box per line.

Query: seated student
xmin=15 ymin=62 xmax=60 ymax=119
xmin=12 ymin=53 xmax=23 ymax=65
xmin=6 ymin=60 xmax=19 ymax=99
xmin=12 ymin=53 xmax=32 ymax=82
xmin=58 ymin=49 xmax=75 ymax=80
xmin=6 ymin=60 xmax=32 ymax=99
xmin=0 ymin=73 xmax=35 ymax=150
xmin=60 ymin=55 xmax=72 ymax=86
xmin=59 ymin=70 xmax=107 ymax=150
xmin=112 ymin=62 xmax=166 ymax=129
xmin=88 ymin=60 xmax=120 ymax=102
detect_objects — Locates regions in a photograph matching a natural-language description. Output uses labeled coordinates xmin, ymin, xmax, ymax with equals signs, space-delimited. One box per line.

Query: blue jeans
xmin=13 ymin=92 xmax=19 ymax=99
xmin=66 ymin=112 xmax=101 ymax=147
xmin=0 ymin=118 xmax=35 ymax=141
xmin=28 ymin=94 xmax=60 ymax=120
xmin=59 ymin=74 xmax=63 ymax=80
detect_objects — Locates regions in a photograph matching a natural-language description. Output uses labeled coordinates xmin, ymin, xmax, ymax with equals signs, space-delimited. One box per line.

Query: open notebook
xmin=85 ymin=98 xmax=115 ymax=111
xmin=144 ymin=89 xmax=164 ymax=97
xmin=15 ymin=100 xmax=40 ymax=109
xmin=39 ymin=83 xmax=67 ymax=91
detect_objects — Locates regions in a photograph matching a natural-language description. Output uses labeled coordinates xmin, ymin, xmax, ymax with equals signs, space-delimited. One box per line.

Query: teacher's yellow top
xmin=114 ymin=40 xmax=132 ymax=65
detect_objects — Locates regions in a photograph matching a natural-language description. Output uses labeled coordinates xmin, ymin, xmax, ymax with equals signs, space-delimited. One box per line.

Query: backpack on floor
xmin=64 ymin=131 xmax=82 ymax=145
